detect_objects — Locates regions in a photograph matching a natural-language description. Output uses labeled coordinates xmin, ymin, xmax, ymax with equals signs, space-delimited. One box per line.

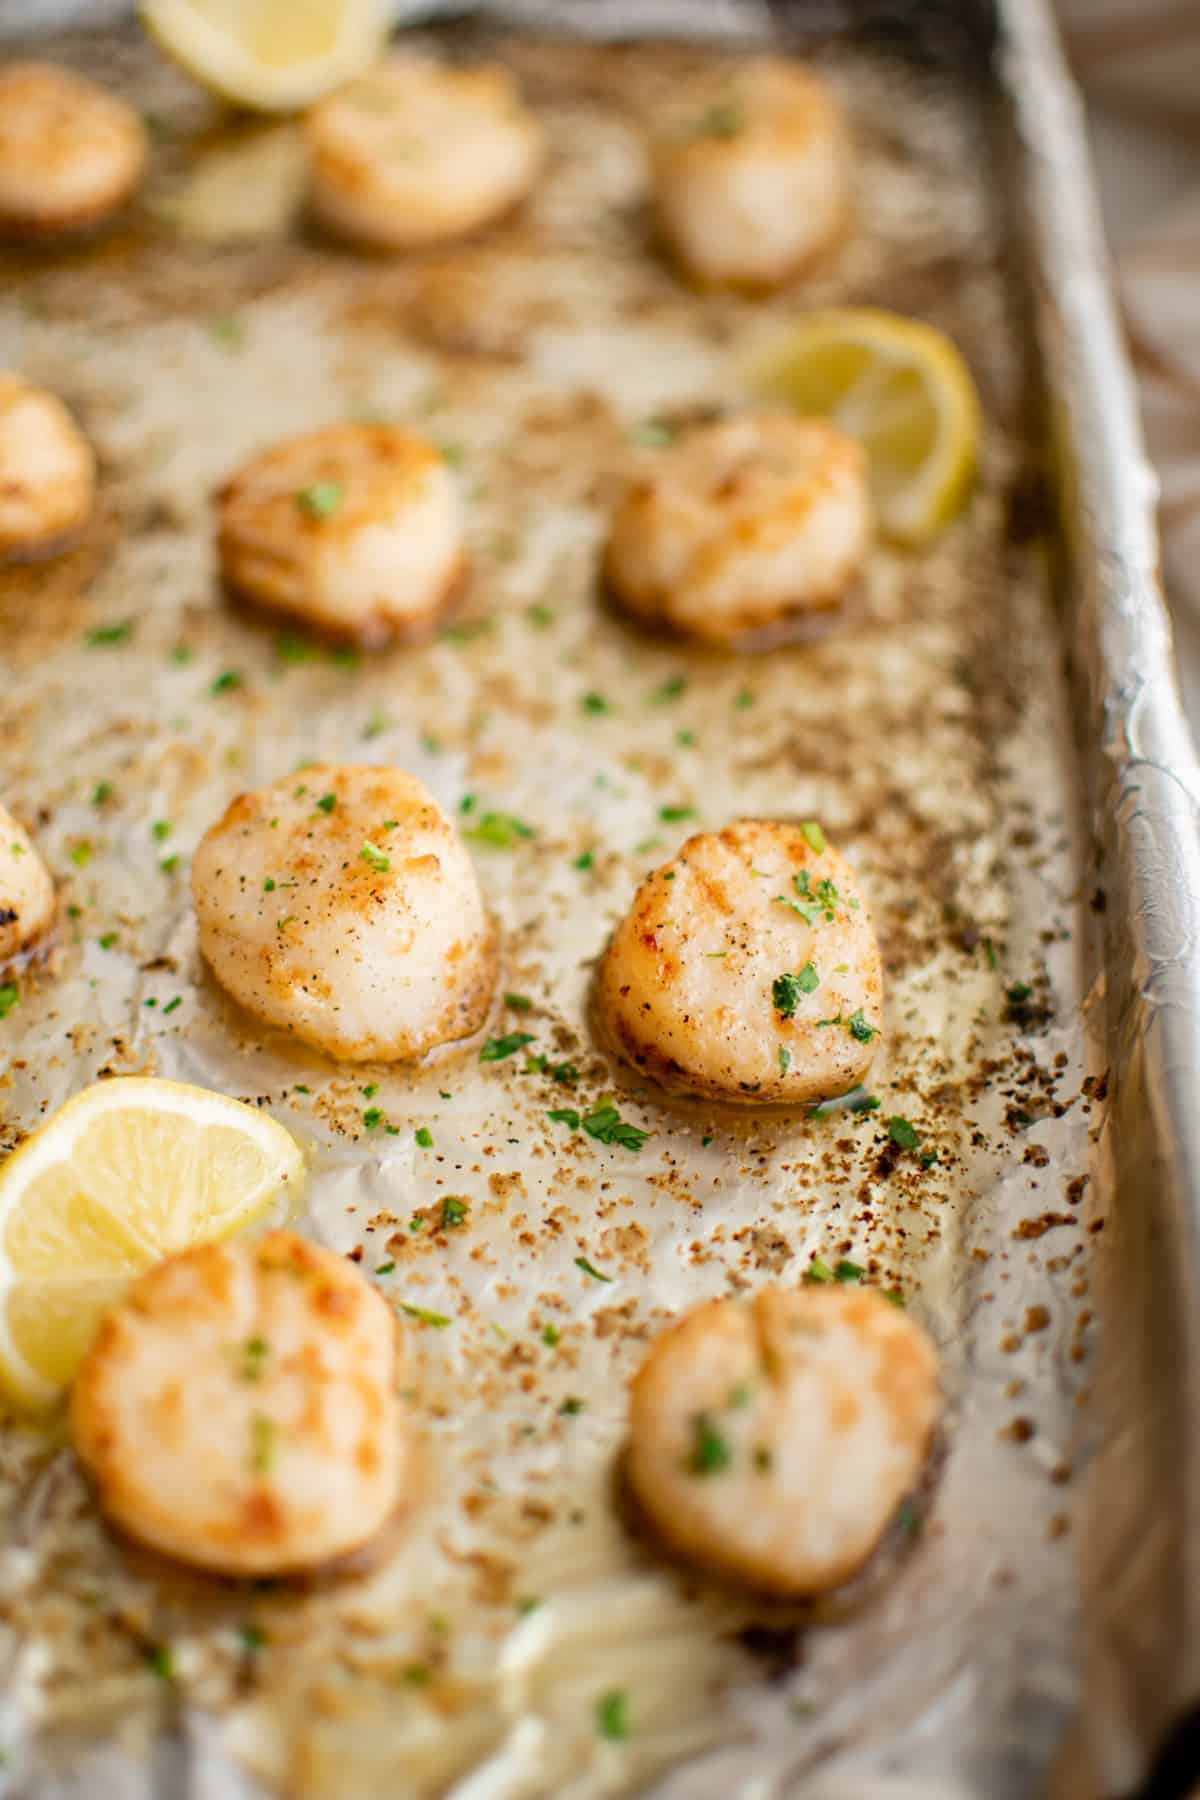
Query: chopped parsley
xmin=315 ymin=792 xmax=337 ymax=814
xmin=800 ymin=820 xmax=827 ymax=854
xmin=145 ymin=1643 xmax=175 ymax=1681
xmin=596 ymin=1689 xmax=630 ymax=1741
xmin=0 ymin=983 xmax=18 ymax=1020
xmin=69 ymin=841 xmax=93 ymax=868
xmin=559 ymin=1396 xmax=584 ymax=1415
xmin=778 ymin=1046 xmax=792 ymax=1075
xmin=162 ymin=996 xmax=182 ymax=1015
xmin=248 ymin=1414 xmax=276 ymax=1475
xmin=733 ymin=689 xmax=756 ymax=710
xmin=264 ymin=877 xmax=276 ymax=892
xmin=170 ymin=644 xmax=194 ymax=665
xmin=239 ymin=1335 xmax=269 ymax=1382
xmin=296 ymin=480 xmax=343 ymax=520
xmin=375 ymin=1262 xmax=395 ymax=1275
xmin=465 ymin=812 xmax=535 ymax=849
xmin=441 ymin=1196 xmax=466 ymax=1227
xmin=160 ymin=854 xmax=180 ymax=875
xmin=85 ymin=620 xmax=133 ymax=647
xmin=651 ymin=673 xmax=688 ymax=703
xmin=415 ymin=1126 xmax=434 ymax=1149
xmin=239 ymin=1623 xmax=266 ymax=1654
xmin=400 ymin=1303 xmax=452 ymax=1329
xmin=797 ymin=962 xmax=819 ymax=993
xmin=849 ymin=1009 xmax=877 ymax=1043
xmin=542 ymin=1323 xmax=560 ymax=1347
xmin=526 ymin=603 xmax=556 ymax=629
xmin=362 ymin=1107 xmax=384 ymax=1130
xmin=504 ymin=992 xmax=533 ymax=1012
xmin=688 ymin=1413 xmax=731 ymax=1475
xmin=580 ymin=691 xmax=612 ymax=715
xmin=210 ymin=670 xmax=243 ymax=695
xmin=573 ymin=849 xmax=595 ymax=872
xmin=580 ymin=1103 xmax=649 ymax=1151
xmin=360 ymin=839 xmax=390 ymax=871
xmin=659 ymin=804 xmax=695 ymax=823
xmin=1007 ymin=981 xmax=1033 ymax=1004
xmin=274 ymin=632 xmax=313 ymax=665
xmin=363 ymin=709 xmax=391 ymax=740
xmin=480 ymin=1031 xmax=535 ymax=1063
xmin=772 ymin=972 xmax=803 ymax=1019
xmin=98 ymin=932 xmax=118 ymax=950
xmin=803 ymin=1256 xmax=835 ymax=1284
xmin=692 ymin=99 xmax=744 ymax=138
xmin=835 ymin=1259 xmax=865 ymax=1282
xmin=209 ymin=314 xmax=244 ymax=348
xmin=549 ymin=1107 xmax=581 ymax=1129
xmin=91 ymin=782 xmax=113 ymax=806
xmin=574 ymin=1254 xmax=612 ymax=1282
xmin=151 ymin=820 xmax=171 ymax=843
xmin=887 ymin=1116 xmax=921 ymax=1151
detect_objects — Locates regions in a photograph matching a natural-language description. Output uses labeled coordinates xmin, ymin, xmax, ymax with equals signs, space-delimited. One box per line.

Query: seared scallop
xmin=71 ymin=1232 xmax=409 ymax=1577
xmin=192 ymin=765 xmax=496 ymax=1063
xmin=306 ymin=55 xmax=544 ymax=252
xmin=652 ymin=58 xmax=849 ymax=288
xmin=0 ymin=803 xmax=55 ymax=967
xmin=0 ymin=374 xmax=96 ymax=562
xmin=628 ymin=1284 xmax=940 ymax=1597
xmin=0 ymin=62 xmax=146 ymax=240
xmin=595 ymin=818 xmax=881 ymax=1105
xmin=216 ymin=424 xmax=465 ymax=646
xmin=604 ymin=412 xmax=869 ymax=648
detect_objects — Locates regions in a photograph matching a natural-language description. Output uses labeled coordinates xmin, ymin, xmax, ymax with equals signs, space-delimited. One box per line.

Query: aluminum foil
xmin=0 ymin=2 xmax=1196 ymax=1795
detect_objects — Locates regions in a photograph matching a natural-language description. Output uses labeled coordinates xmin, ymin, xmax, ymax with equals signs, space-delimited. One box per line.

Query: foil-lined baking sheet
xmin=0 ymin=2 xmax=1197 ymax=1795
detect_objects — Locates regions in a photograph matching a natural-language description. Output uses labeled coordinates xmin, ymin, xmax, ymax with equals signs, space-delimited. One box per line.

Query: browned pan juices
xmin=0 ymin=18 xmax=1103 ymax=1797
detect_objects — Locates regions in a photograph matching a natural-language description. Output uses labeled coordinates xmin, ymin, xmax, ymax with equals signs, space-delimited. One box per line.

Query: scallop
xmin=0 ymin=804 xmax=55 ymax=967
xmin=191 ymin=765 xmax=497 ymax=1063
xmin=652 ymin=57 xmax=849 ymax=288
xmin=306 ymin=54 xmax=544 ymax=252
xmin=594 ymin=818 xmax=882 ymax=1105
xmin=0 ymin=374 xmax=96 ymax=562
xmin=216 ymin=424 xmax=465 ymax=647
xmin=71 ymin=1232 xmax=410 ymax=1577
xmin=0 ymin=62 xmax=146 ymax=240
xmin=627 ymin=1284 xmax=941 ymax=1596
xmin=604 ymin=412 xmax=869 ymax=648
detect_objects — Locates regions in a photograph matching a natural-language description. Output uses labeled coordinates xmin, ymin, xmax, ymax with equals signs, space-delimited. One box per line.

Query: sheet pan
xmin=0 ymin=2 xmax=1198 ymax=1795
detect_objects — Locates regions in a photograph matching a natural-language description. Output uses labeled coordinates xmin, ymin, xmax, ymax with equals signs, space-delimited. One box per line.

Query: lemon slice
xmin=750 ymin=307 xmax=982 ymax=545
xmin=140 ymin=0 xmax=389 ymax=114
xmin=0 ymin=1078 xmax=304 ymax=1408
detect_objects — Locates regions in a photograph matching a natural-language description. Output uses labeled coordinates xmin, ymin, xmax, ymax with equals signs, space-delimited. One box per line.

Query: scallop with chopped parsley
xmin=594 ymin=818 xmax=882 ymax=1104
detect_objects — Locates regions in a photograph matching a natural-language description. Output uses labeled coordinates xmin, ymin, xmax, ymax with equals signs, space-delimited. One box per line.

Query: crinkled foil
xmin=0 ymin=2 xmax=1195 ymax=1796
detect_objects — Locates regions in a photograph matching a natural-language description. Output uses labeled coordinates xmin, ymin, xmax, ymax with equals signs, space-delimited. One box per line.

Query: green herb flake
xmin=248 ymin=1414 xmax=276 ymax=1476
xmin=559 ymin=1396 xmax=585 ymax=1415
xmin=239 ymin=1623 xmax=266 ymax=1654
xmin=797 ymin=962 xmax=819 ymax=993
xmin=145 ymin=1643 xmax=175 ymax=1681
xmin=651 ymin=673 xmax=688 ymax=703
xmin=504 ymin=992 xmax=533 ymax=1012
xmin=542 ymin=1323 xmax=560 ymax=1347
xmin=400 ymin=1303 xmax=452 ymax=1329
xmin=596 ymin=1689 xmax=630 ymax=1741
xmin=151 ymin=820 xmax=171 ymax=843
xmin=580 ymin=691 xmax=612 ymax=716
xmin=170 ymin=644 xmax=194 ymax=665
xmin=263 ymin=877 xmax=276 ymax=892
xmin=86 ymin=620 xmax=133 ymax=647
xmin=526 ymin=602 xmax=556 ymax=630
xmin=803 ymin=1256 xmax=835 ymax=1284
xmin=983 ymin=936 xmax=998 ymax=970
xmin=98 ymin=932 xmax=118 ymax=950
xmin=808 ymin=1086 xmax=880 ymax=1119
xmin=375 ymin=1262 xmax=395 ymax=1275
xmin=210 ymin=670 xmax=243 ymax=695
xmin=834 ymin=1259 xmax=865 ymax=1283
xmin=659 ymin=804 xmax=695 ymax=823
xmin=772 ymin=972 xmax=803 ymax=1019
xmin=778 ymin=1046 xmax=792 ymax=1075
xmin=91 ymin=781 xmax=113 ymax=807
xmin=363 ymin=1107 xmax=384 ymax=1130
xmin=239 ymin=1335 xmax=269 ymax=1382
xmin=549 ymin=1107 xmax=581 ymax=1130
xmin=209 ymin=314 xmax=244 ymax=348
xmin=1007 ymin=981 xmax=1033 ymax=1004
xmin=69 ymin=841 xmax=93 ymax=868
xmin=575 ymin=1255 xmax=612 ymax=1283
xmin=159 ymin=854 xmax=180 ymax=875
xmin=573 ymin=849 xmax=595 ymax=872
xmin=0 ymin=983 xmax=18 ymax=1021
xmin=162 ymin=996 xmax=182 ymax=1015
xmin=296 ymin=480 xmax=344 ymax=520
xmin=733 ymin=688 xmax=756 ymax=710
xmin=632 ymin=420 xmax=676 ymax=448
xmin=481 ymin=1031 xmax=536 ymax=1063
xmin=363 ymin=708 xmax=391 ymax=740
xmin=415 ymin=1126 xmax=434 ymax=1149
xmin=688 ymin=1413 xmax=732 ymax=1475
xmin=360 ymin=839 xmax=391 ymax=872
xmin=887 ymin=1116 xmax=921 ymax=1151
xmin=315 ymin=793 xmax=337 ymax=814
xmin=465 ymin=811 xmax=535 ymax=849
xmin=441 ymin=1196 xmax=466 ymax=1227
xmin=848 ymin=1008 xmax=877 ymax=1043
xmin=800 ymin=820 xmax=827 ymax=854
xmin=582 ymin=1104 xmax=649 ymax=1151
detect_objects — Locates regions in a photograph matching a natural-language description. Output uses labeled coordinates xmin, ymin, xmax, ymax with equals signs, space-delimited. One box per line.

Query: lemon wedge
xmin=140 ymin=0 xmax=389 ymax=114
xmin=0 ymin=1078 xmax=304 ymax=1408
xmin=750 ymin=307 xmax=982 ymax=545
